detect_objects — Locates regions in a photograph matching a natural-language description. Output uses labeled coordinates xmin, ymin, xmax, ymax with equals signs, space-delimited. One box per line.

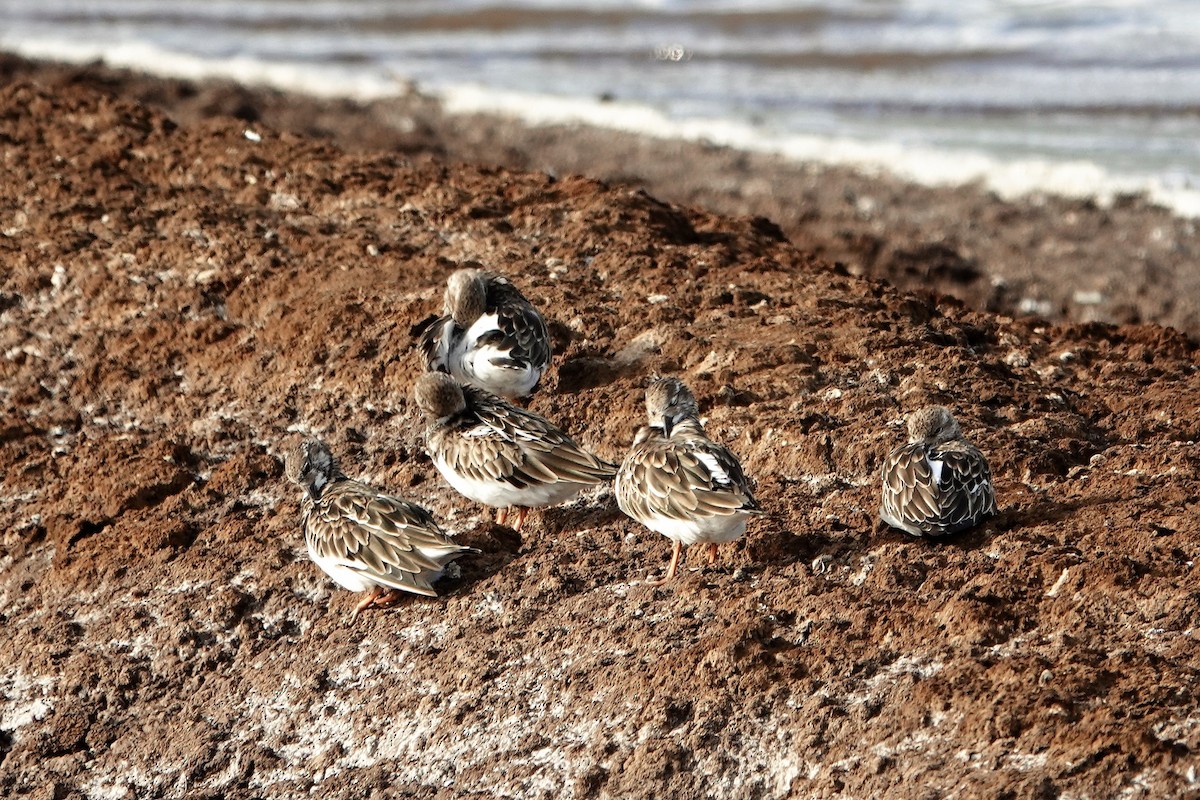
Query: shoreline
xmin=6 ymin=38 xmax=1199 ymax=219
xmin=3 ymin=51 xmax=1199 ymax=339
xmin=2 ymin=67 xmax=1200 ymax=799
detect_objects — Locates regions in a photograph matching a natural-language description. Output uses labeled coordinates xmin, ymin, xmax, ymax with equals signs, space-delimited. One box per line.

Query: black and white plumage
xmin=417 ymin=268 xmax=551 ymax=401
xmin=413 ymin=372 xmax=616 ymax=530
xmin=615 ymin=377 xmax=762 ymax=585
xmin=879 ymin=406 xmax=996 ymax=537
xmin=285 ymin=438 xmax=477 ymax=619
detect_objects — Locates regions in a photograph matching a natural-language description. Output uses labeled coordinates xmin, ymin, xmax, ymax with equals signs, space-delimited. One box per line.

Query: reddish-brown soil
xmin=5 ymin=53 xmax=1198 ymax=339
xmin=1 ymin=76 xmax=1199 ymax=799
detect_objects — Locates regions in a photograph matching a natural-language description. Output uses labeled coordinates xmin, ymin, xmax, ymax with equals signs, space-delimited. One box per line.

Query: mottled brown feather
xmin=416 ymin=273 xmax=550 ymax=385
xmin=426 ymin=384 xmax=615 ymax=490
xmin=880 ymin=439 xmax=996 ymax=537
xmin=617 ymin=424 xmax=761 ymax=524
xmin=302 ymin=479 xmax=476 ymax=596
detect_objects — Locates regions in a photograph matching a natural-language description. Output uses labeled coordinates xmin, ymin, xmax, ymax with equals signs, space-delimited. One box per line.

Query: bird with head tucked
xmin=615 ymin=377 xmax=762 ymax=585
xmin=879 ymin=405 xmax=996 ymax=537
xmin=417 ymin=268 xmax=551 ymax=401
xmin=286 ymin=438 xmax=476 ymax=619
xmin=414 ymin=372 xmax=615 ymax=530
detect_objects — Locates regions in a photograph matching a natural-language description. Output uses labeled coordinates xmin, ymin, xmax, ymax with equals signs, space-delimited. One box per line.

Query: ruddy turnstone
xmin=879 ymin=405 xmax=996 ymax=537
xmin=417 ymin=268 xmax=551 ymax=401
xmin=285 ymin=438 xmax=477 ymax=619
xmin=413 ymin=372 xmax=615 ymax=530
xmin=615 ymin=377 xmax=762 ymax=585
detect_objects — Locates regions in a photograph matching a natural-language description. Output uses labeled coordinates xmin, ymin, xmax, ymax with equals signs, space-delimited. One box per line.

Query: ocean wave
xmin=3 ymin=35 xmax=1197 ymax=219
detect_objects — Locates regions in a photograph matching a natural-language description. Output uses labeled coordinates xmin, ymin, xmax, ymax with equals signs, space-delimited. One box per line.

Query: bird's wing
xmin=617 ymin=432 xmax=760 ymax=523
xmin=881 ymin=441 xmax=994 ymax=536
xmin=444 ymin=387 xmax=615 ymax=488
xmin=928 ymin=441 xmax=996 ymax=532
xmin=415 ymin=314 xmax=457 ymax=373
xmin=308 ymin=482 xmax=473 ymax=594
xmin=483 ymin=280 xmax=551 ymax=370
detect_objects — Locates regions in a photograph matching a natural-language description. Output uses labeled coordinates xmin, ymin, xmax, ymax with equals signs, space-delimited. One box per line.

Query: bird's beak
xmin=662 ymin=415 xmax=674 ymax=437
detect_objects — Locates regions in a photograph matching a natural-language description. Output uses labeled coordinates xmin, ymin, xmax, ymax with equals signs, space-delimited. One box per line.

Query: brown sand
xmin=4 ymin=53 xmax=1198 ymax=338
xmin=1 ymin=71 xmax=1199 ymax=798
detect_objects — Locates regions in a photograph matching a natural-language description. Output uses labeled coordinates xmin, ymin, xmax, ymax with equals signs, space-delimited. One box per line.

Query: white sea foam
xmin=439 ymin=83 xmax=1200 ymax=218
xmin=3 ymin=25 xmax=1199 ymax=219
xmin=1 ymin=38 xmax=406 ymax=101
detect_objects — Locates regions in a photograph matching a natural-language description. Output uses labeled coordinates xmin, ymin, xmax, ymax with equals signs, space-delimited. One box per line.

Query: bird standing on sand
xmin=285 ymin=438 xmax=476 ymax=619
xmin=615 ymin=377 xmax=762 ymax=585
xmin=879 ymin=405 xmax=996 ymax=537
xmin=413 ymin=372 xmax=615 ymax=530
xmin=417 ymin=268 xmax=551 ymax=401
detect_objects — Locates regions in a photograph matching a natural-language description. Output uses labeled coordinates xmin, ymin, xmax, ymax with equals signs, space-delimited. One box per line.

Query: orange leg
xmin=375 ymin=589 xmax=406 ymax=608
xmin=495 ymin=507 xmax=509 ymax=526
xmin=707 ymin=543 xmax=719 ymax=565
xmin=512 ymin=507 xmax=529 ymax=531
xmin=647 ymin=540 xmax=683 ymax=587
xmin=351 ymin=586 xmax=387 ymax=620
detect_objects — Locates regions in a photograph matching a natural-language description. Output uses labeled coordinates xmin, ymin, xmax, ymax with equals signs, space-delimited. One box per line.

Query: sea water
xmin=2 ymin=0 xmax=1198 ymax=215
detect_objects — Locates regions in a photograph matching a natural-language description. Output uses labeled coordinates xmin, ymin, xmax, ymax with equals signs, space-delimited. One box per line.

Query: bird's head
xmin=286 ymin=437 xmax=337 ymax=499
xmin=414 ymin=372 xmax=468 ymax=420
xmin=907 ymin=405 xmax=963 ymax=445
xmin=444 ymin=269 xmax=488 ymax=327
xmin=645 ymin=376 xmax=699 ymax=437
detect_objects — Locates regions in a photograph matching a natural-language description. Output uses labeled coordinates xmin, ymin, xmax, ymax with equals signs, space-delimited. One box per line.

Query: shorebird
xmin=414 ymin=372 xmax=615 ymax=530
xmin=285 ymin=438 xmax=476 ymax=619
xmin=879 ymin=405 xmax=996 ymax=537
xmin=417 ymin=268 xmax=551 ymax=401
xmin=615 ymin=377 xmax=762 ymax=585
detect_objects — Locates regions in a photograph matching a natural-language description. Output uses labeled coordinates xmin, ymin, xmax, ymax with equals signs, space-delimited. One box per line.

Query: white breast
xmin=308 ymin=547 xmax=379 ymax=593
xmin=638 ymin=512 xmax=750 ymax=546
xmin=450 ymin=313 xmax=542 ymax=398
xmin=433 ymin=454 xmax=588 ymax=509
